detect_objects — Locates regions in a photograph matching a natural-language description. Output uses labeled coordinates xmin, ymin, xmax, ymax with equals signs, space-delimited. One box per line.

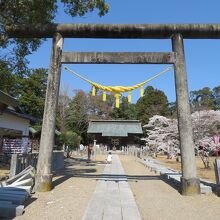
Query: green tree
xmin=0 ymin=60 xmax=16 ymax=95
xmin=66 ymin=90 xmax=89 ymax=138
xmin=0 ymin=0 xmax=109 ymax=110
xmin=62 ymin=0 xmax=109 ymax=17
xmin=17 ymin=68 xmax=48 ymax=120
xmin=59 ymin=130 xmax=81 ymax=157
xmin=0 ymin=0 xmax=109 ymax=76
xmin=0 ymin=1 xmax=56 ymax=76
xmin=168 ymin=101 xmax=177 ymax=118
xmin=111 ymin=96 xmax=138 ymax=120
xmin=136 ymin=86 xmax=169 ymax=124
xmin=0 ymin=0 xmax=109 ymax=122
xmin=190 ymin=87 xmax=214 ymax=111
xmin=213 ymin=85 xmax=220 ymax=110
xmin=89 ymin=91 xmax=115 ymax=120
xmin=0 ymin=66 xmax=47 ymax=121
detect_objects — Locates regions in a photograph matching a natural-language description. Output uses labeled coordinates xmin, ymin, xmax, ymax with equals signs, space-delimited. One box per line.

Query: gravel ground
xmin=15 ymin=155 xmax=106 ymax=220
xmin=14 ymin=154 xmax=220 ymax=220
xmin=120 ymin=155 xmax=220 ymax=220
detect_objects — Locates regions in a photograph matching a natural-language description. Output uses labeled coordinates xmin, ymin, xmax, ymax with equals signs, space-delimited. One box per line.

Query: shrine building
xmin=87 ymin=120 xmax=143 ymax=150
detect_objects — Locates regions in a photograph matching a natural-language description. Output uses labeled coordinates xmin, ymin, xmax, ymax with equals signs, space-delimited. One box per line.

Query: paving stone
xmin=83 ymin=155 xmax=141 ymax=220
xmin=122 ymin=206 xmax=142 ymax=220
xmin=103 ymin=205 xmax=122 ymax=220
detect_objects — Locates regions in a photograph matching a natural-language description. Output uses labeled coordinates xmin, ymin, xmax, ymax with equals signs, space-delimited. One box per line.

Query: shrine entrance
xmin=87 ymin=120 xmax=143 ymax=150
xmin=7 ymin=23 xmax=219 ymax=195
xmin=111 ymin=138 xmax=119 ymax=150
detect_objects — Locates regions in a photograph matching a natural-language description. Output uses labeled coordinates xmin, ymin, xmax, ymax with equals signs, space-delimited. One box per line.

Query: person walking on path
xmin=79 ymin=143 xmax=84 ymax=156
xmin=106 ymin=152 xmax=112 ymax=164
xmin=88 ymin=144 xmax=93 ymax=161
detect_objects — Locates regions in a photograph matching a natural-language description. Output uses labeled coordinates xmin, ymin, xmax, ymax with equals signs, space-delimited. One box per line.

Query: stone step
xmin=141 ymin=158 xmax=212 ymax=194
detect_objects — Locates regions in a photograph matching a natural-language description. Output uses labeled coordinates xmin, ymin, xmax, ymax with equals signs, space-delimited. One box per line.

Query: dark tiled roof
xmin=4 ymin=108 xmax=36 ymax=122
xmin=0 ymin=90 xmax=18 ymax=107
xmin=0 ymin=90 xmax=36 ymax=122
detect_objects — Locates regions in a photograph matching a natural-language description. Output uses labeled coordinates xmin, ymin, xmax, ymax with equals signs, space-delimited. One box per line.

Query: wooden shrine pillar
xmin=172 ymin=33 xmax=200 ymax=195
xmin=35 ymin=33 xmax=63 ymax=191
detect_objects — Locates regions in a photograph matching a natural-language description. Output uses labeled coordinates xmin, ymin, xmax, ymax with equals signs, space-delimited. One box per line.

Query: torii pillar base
xmin=215 ymin=185 xmax=220 ymax=197
xmin=35 ymin=174 xmax=53 ymax=192
xmin=181 ymin=177 xmax=200 ymax=196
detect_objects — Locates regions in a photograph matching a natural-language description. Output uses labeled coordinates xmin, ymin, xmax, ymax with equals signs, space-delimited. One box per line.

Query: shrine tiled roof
xmin=87 ymin=120 xmax=143 ymax=137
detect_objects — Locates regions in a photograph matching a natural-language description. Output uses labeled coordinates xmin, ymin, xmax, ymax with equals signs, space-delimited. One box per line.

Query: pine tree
xmin=136 ymin=86 xmax=169 ymax=124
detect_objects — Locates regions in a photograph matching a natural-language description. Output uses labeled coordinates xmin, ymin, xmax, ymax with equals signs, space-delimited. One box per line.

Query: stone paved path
xmin=82 ymin=154 xmax=141 ymax=220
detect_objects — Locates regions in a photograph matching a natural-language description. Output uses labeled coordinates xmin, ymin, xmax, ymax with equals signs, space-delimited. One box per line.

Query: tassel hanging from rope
xmin=115 ymin=93 xmax=121 ymax=108
xmin=140 ymin=86 xmax=144 ymax=97
xmin=92 ymin=86 xmax=96 ymax=96
xmin=102 ymin=91 xmax=107 ymax=101
xmin=128 ymin=92 xmax=132 ymax=103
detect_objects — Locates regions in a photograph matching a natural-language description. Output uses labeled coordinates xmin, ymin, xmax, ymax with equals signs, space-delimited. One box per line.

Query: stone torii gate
xmin=7 ymin=23 xmax=220 ymax=195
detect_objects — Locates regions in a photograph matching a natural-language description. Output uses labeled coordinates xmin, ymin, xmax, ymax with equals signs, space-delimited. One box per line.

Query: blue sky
xmin=28 ymin=0 xmax=220 ymax=103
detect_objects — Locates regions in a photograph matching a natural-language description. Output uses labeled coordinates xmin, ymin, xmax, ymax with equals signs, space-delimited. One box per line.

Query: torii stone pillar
xmin=172 ymin=33 xmax=200 ymax=195
xmin=35 ymin=33 xmax=63 ymax=191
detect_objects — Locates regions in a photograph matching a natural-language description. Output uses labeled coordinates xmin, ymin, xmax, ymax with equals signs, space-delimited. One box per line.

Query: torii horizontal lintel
xmin=5 ymin=23 xmax=220 ymax=39
xmin=61 ymin=52 xmax=176 ymax=64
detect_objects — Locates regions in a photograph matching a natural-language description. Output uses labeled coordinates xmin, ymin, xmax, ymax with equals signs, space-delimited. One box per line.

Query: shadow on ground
xmin=52 ymin=157 xmax=163 ymax=188
xmin=24 ymin=197 xmax=38 ymax=208
xmin=160 ymin=174 xmax=181 ymax=192
xmin=52 ymin=157 xmax=105 ymax=188
xmin=53 ymin=157 xmax=206 ymax=195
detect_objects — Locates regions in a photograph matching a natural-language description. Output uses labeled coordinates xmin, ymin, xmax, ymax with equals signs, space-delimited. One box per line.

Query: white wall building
xmin=0 ymin=90 xmax=34 ymax=154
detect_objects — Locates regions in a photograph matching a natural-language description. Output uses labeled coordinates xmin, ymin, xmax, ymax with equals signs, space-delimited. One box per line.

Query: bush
xmin=60 ymin=131 xmax=81 ymax=150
